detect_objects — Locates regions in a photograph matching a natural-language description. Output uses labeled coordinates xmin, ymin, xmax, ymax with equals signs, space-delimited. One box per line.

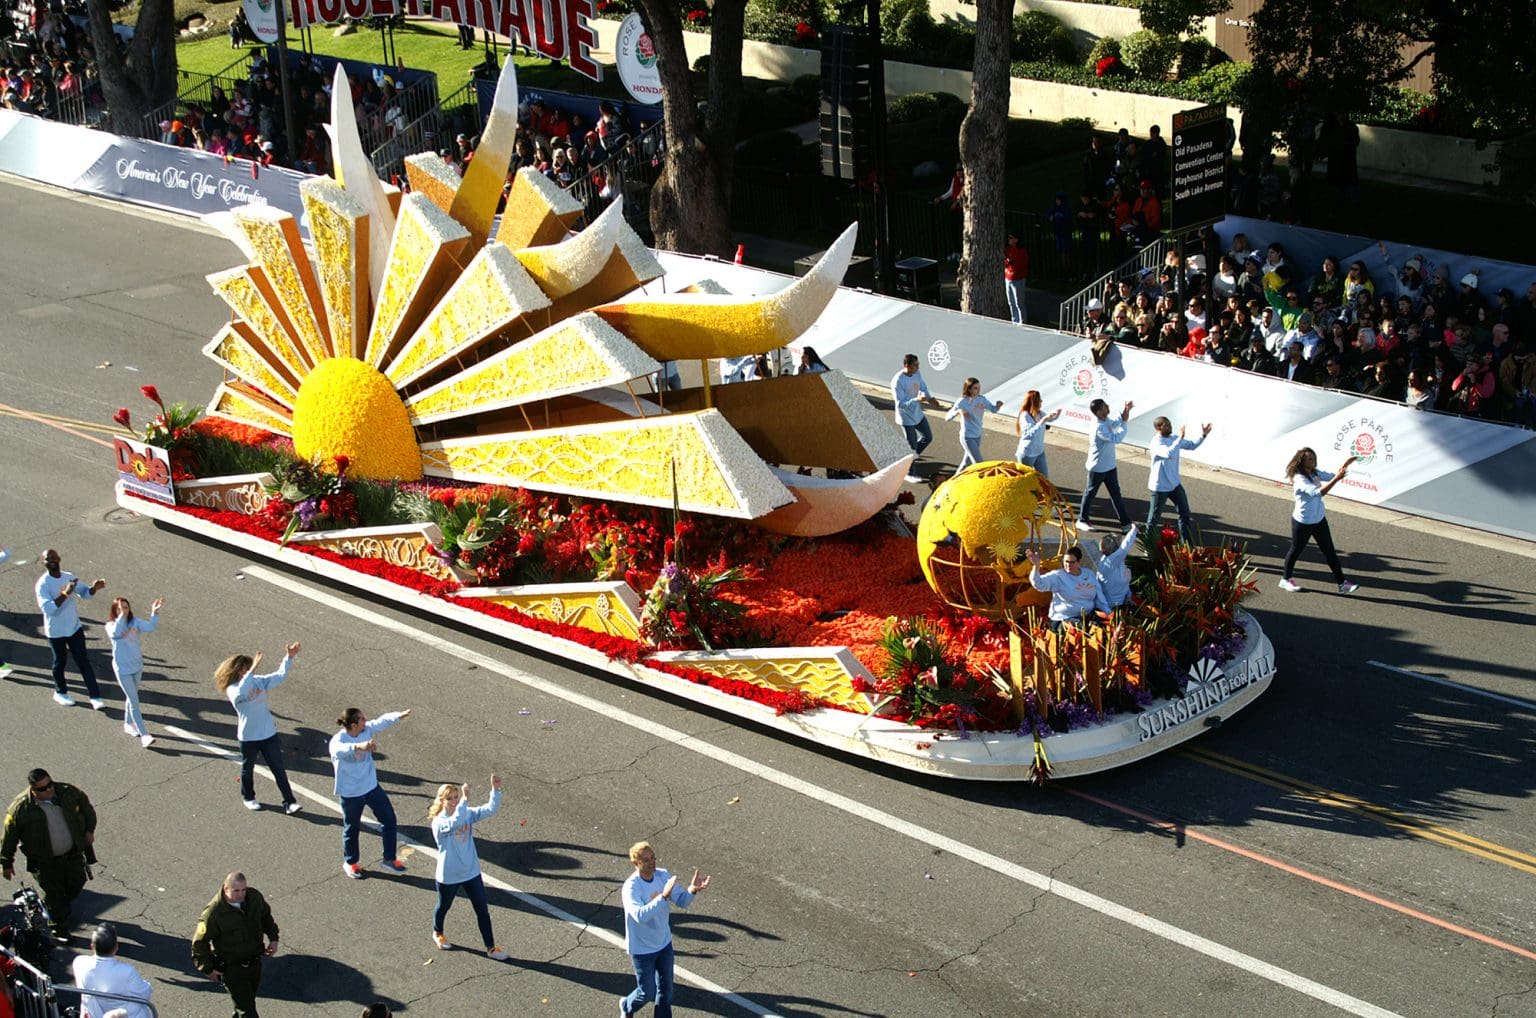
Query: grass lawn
xmin=173 ymin=15 xmax=635 ymax=102
xmin=1003 ymin=151 xmax=1081 ymax=217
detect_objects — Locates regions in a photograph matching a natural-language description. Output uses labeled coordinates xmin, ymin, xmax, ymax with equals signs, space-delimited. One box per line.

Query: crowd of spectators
xmin=1078 ymin=232 xmax=1536 ymax=428
xmin=0 ymin=0 xmax=109 ymax=124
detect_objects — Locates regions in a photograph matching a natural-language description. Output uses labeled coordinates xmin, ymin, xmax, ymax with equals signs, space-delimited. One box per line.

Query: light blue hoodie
xmin=623 ymin=868 xmax=695 ymax=956
xmin=227 ymin=654 xmax=292 ymax=743
xmin=328 ymin=712 xmax=406 ymax=797
xmin=431 ymin=787 xmax=502 ymax=885
xmin=105 ymin=612 xmax=159 ymax=676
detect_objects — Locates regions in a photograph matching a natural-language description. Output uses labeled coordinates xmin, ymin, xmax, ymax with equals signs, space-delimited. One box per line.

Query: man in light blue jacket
xmin=892 ymin=353 xmax=941 ymax=482
xmin=1146 ymin=417 xmax=1212 ymax=543
xmin=35 ymin=548 xmax=107 ymax=707
xmin=620 ymin=841 xmax=710 ymax=1018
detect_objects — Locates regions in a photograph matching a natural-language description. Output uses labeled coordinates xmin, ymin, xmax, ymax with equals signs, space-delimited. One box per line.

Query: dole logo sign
xmin=115 ymin=437 xmax=177 ymax=506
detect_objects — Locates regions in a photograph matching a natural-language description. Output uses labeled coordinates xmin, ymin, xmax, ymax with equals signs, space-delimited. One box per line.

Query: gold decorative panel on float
xmin=454 ymin=583 xmax=644 ymax=641
xmin=174 ymin=473 xmax=276 ymax=515
xmin=287 ymin=523 xmax=464 ymax=583
xmin=649 ymin=649 xmax=876 ymax=714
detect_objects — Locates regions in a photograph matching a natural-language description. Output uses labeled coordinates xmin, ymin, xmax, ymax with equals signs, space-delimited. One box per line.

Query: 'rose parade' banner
xmin=287 ymin=0 xmax=601 ymax=80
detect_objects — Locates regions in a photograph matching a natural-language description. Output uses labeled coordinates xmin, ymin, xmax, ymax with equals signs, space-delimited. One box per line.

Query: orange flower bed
xmin=732 ymin=531 xmax=1011 ymax=676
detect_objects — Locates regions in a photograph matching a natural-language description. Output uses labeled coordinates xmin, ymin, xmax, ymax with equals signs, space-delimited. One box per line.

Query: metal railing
xmin=357 ymin=72 xmax=440 ymax=157
xmin=1057 ymin=233 xmax=1174 ymax=333
xmin=563 ymin=119 xmax=667 ymax=236
xmin=140 ymin=53 xmax=254 ymax=139
xmin=3 ymin=943 xmax=159 ymax=1018
xmin=368 ymin=79 xmax=479 ymax=183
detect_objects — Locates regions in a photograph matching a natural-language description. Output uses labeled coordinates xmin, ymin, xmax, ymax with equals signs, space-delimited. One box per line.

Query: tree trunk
xmin=634 ymin=0 xmax=745 ymax=255
xmin=958 ymin=0 xmax=1011 ymax=320
xmin=85 ymin=0 xmax=179 ymax=137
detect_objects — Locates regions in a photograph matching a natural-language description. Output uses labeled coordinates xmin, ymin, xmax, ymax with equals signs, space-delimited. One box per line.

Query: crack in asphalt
xmin=1492 ymin=979 xmax=1536 ymax=1017
xmin=95 ymin=757 xmax=223 ymax=807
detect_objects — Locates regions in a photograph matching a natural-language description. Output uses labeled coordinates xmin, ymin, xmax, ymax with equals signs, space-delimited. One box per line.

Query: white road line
xmin=161 ymin=723 xmax=781 ymax=1018
xmin=1367 ymin=661 xmax=1536 ymax=712
xmin=241 ymin=562 xmax=1402 ymax=1018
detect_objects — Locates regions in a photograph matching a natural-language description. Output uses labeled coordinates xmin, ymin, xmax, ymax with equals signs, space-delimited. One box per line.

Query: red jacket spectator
xmin=1004 ymin=240 xmax=1028 ymax=282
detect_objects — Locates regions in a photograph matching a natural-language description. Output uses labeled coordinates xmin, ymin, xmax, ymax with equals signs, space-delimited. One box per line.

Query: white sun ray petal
xmin=364 ymin=193 xmax=470 ymax=370
xmin=448 ymin=57 xmax=518 ymax=249
xmin=385 ymin=242 xmax=551 ymax=390
xmin=404 ymin=312 xmax=659 ymax=426
xmin=326 ymin=64 xmax=397 ymax=303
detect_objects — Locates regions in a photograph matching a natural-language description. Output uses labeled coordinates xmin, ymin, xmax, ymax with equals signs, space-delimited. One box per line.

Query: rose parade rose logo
xmin=1351 ymin=432 xmax=1377 ymax=465
xmin=1071 ymin=368 xmax=1096 ymax=396
xmin=927 ymin=340 xmax=952 ymax=371
xmin=635 ymin=32 xmax=656 ymax=67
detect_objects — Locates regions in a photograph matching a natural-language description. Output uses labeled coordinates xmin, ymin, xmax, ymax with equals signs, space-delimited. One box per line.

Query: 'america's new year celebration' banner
xmin=288 ymin=0 xmax=601 ymax=80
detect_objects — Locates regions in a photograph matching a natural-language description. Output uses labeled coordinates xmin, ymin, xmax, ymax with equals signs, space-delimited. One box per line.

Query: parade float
xmin=111 ymin=61 xmax=1274 ymax=781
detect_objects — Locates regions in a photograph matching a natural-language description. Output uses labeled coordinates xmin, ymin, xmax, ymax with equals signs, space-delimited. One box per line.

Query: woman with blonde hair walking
xmin=105 ymin=596 xmax=162 ymax=747
xmin=428 ymin=774 xmax=508 ymax=960
xmin=215 ymin=642 xmax=302 ymax=813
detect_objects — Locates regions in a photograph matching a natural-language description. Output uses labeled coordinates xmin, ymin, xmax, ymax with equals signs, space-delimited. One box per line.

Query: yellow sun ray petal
xmin=326 ymin=64 xmax=396 ymax=302
xmin=513 ymin=198 xmax=622 ymax=300
xmin=493 ymin=167 xmax=583 ymax=250
xmin=403 ymin=152 xmax=461 ymax=215
xmin=226 ymin=204 xmax=330 ymax=363
xmin=385 ymin=243 xmax=551 ymax=390
xmin=448 ymin=57 xmax=518 ymax=249
xmin=592 ymin=223 xmax=857 ymax=361
xmin=202 ymin=323 xmax=300 ymax=405
xmin=301 ymin=177 xmax=370 ymax=361
xmin=364 ymin=193 xmax=470 ymax=370
xmin=207 ymin=381 xmax=294 ymax=436
xmin=405 ymin=312 xmax=659 ymax=426
xmin=207 ymin=266 xmax=314 ymax=378
xmin=418 ymin=411 xmax=793 ymax=518
xmin=542 ymin=212 xmax=666 ymax=321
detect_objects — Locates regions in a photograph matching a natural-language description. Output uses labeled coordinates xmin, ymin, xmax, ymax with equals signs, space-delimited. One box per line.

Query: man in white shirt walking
xmin=72 ymin=923 xmax=153 ymax=1018
xmin=34 ymin=549 xmax=107 ymax=708
xmin=1145 ymin=418 xmax=1212 ymax=543
xmin=1077 ymin=399 xmax=1134 ymax=531
xmin=891 ymin=354 xmax=941 ymax=482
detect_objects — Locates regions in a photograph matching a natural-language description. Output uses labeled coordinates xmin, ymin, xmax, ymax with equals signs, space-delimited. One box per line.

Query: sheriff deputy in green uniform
xmin=191 ymin=871 xmax=281 ymax=1018
xmin=1 ymin=767 xmax=96 ymax=939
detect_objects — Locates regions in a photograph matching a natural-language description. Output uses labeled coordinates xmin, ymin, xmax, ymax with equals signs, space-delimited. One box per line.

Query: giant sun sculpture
xmin=198 ymin=59 xmax=913 ymax=536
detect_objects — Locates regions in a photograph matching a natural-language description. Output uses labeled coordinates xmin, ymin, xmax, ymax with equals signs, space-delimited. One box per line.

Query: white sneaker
xmin=487 ymin=946 xmax=509 ymax=960
xmin=53 ymin=692 xmax=75 ymax=706
xmin=140 ymin=734 xmax=155 ymax=748
xmin=1277 ymin=578 xmax=1302 ymax=592
xmin=903 ymin=473 xmax=922 ymax=483
xmin=284 ymin=801 xmax=303 ymax=815
xmin=124 ymin=723 xmax=138 ymax=736
xmin=1075 ymin=520 xmax=1094 ymax=532
xmin=1338 ymin=581 xmax=1359 ymax=594
xmin=243 ymin=799 xmax=262 ymax=811
xmin=0 ymin=664 xmax=13 ymax=679
xmin=89 ymin=698 xmax=105 ymax=711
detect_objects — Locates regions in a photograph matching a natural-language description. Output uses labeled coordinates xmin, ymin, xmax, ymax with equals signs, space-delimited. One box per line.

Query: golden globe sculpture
xmin=916 ymin=461 xmax=1076 ymax=620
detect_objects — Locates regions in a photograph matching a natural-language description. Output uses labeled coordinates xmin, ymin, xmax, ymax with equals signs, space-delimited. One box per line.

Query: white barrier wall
xmin=655 ymin=251 xmax=1536 ymax=541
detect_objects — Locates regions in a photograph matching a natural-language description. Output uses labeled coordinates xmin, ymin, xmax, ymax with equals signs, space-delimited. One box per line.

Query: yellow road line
xmin=1181 ymin=747 xmax=1536 ymax=877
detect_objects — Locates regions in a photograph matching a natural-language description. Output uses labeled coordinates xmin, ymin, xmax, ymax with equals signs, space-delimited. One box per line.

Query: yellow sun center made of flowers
xmin=291 ymin=357 xmax=422 ymax=481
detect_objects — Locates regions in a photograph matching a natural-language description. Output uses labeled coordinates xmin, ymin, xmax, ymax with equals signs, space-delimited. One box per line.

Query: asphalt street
xmin=1 ymin=176 xmax=1534 ymax=1018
